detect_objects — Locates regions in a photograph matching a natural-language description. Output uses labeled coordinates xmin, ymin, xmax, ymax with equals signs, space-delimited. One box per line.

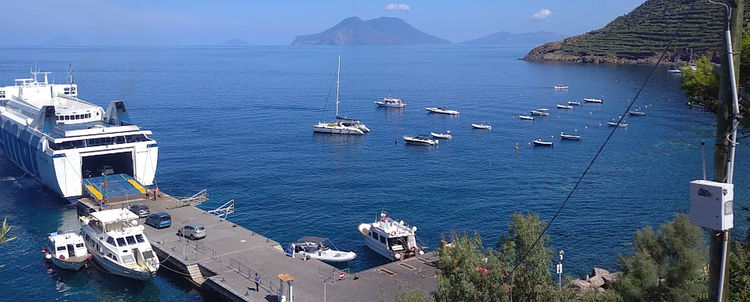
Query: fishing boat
xmin=425 ymin=107 xmax=459 ymax=115
xmin=554 ymin=84 xmax=569 ymax=90
xmin=556 ymin=104 xmax=573 ymax=109
xmin=533 ymin=139 xmax=554 ymax=146
xmin=0 ymin=69 xmax=157 ymax=198
xmin=430 ymin=131 xmax=452 ymax=140
xmin=560 ymin=132 xmax=581 ymax=140
xmin=519 ymin=115 xmax=534 ymax=120
xmin=44 ymin=230 xmax=89 ymax=270
xmin=568 ymin=101 xmax=582 ymax=106
xmin=403 ymin=135 xmax=439 ymax=146
xmin=584 ymin=98 xmax=603 ymax=103
xmin=375 ymin=97 xmax=406 ymax=108
xmin=313 ymin=56 xmax=368 ymax=135
xmin=472 ymin=122 xmax=492 ymax=130
xmin=607 ymin=121 xmax=628 ymax=128
xmin=288 ymin=236 xmax=356 ymax=263
xmin=628 ymin=110 xmax=646 ymax=116
xmin=357 ymin=211 xmax=425 ymax=261
xmin=81 ymin=209 xmax=159 ymax=280
xmin=530 ymin=110 xmax=549 ymax=116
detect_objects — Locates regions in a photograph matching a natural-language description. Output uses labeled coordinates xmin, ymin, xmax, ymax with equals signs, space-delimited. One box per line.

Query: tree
xmin=614 ymin=214 xmax=706 ymax=302
xmin=728 ymin=240 xmax=750 ymax=302
xmin=680 ymin=56 xmax=720 ymax=111
xmin=435 ymin=233 xmax=508 ymax=302
xmin=0 ymin=217 xmax=16 ymax=268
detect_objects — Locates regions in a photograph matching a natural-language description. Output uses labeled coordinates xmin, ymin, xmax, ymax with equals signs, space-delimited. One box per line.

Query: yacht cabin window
xmin=57 ymin=246 xmax=66 ymax=251
xmin=126 ymin=236 xmax=136 ymax=245
xmin=135 ymin=234 xmax=145 ymax=243
xmin=116 ymin=237 xmax=126 ymax=247
xmin=76 ymin=243 xmax=84 ymax=248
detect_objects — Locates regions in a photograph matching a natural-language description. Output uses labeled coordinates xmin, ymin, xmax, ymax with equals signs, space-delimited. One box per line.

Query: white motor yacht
xmin=425 ymin=107 xmax=459 ymax=115
xmin=45 ymin=230 xmax=89 ymax=270
xmin=357 ymin=211 xmax=425 ymax=261
xmin=375 ymin=97 xmax=406 ymax=108
xmin=288 ymin=236 xmax=356 ymax=263
xmin=81 ymin=209 xmax=159 ymax=280
xmin=403 ymin=135 xmax=439 ymax=146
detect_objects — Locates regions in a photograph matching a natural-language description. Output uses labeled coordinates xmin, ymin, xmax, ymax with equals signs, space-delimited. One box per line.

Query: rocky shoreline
xmin=522 ymin=40 xmax=721 ymax=65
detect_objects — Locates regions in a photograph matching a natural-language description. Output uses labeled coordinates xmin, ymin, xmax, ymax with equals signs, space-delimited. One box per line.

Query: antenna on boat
xmin=701 ymin=141 xmax=707 ymax=180
xmin=68 ymin=64 xmax=74 ymax=84
xmin=335 ymin=56 xmax=341 ymax=119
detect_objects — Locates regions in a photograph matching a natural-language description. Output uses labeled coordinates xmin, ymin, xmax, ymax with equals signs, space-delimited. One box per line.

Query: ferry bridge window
xmin=64 ymin=115 xmax=70 ymax=120
xmin=126 ymin=236 xmax=136 ymax=245
xmin=75 ymin=114 xmax=80 ymax=119
xmin=0 ymin=90 xmax=4 ymax=98
xmin=125 ymin=134 xmax=149 ymax=143
xmin=114 ymin=136 xmax=125 ymax=144
xmin=135 ymin=234 xmax=145 ymax=243
xmin=116 ymin=237 xmax=126 ymax=247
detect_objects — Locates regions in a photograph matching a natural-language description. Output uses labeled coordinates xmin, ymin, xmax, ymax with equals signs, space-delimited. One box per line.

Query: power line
xmin=507 ymin=0 xmax=699 ymax=281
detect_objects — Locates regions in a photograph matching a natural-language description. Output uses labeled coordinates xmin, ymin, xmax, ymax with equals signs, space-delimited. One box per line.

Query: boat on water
xmin=519 ymin=115 xmax=534 ymax=120
xmin=44 ymin=230 xmax=89 ymax=270
xmin=533 ymin=139 xmax=554 ymax=146
xmin=607 ymin=121 xmax=628 ymax=128
xmin=288 ymin=236 xmax=356 ymax=263
xmin=584 ymin=98 xmax=603 ymax=103
xmin=403 ymin=135 xmax=439 ymax=146
xmin=667 ymin=65 xmax=682 ymax=73
xmin=554 ymin=84 xmax=569 ymax=90
xmin=81 ymin=209 xmax=159 ymax=280
xmin=568 ymin=101 xmax=582 ymax=106
xmin=357 ymin=211 xmax=425 ymax=261
xmin=560 ymin=132 xmax=581 ymax=140
xmin=375 ymin=97 xmax=406 ymax=108
xmin=430 ymin=131 xmax=452 ymax=140
xmin=556 ymin=104 xmax=573 ymax=109
xmin=530 ymin=110 xmax=549 ymax=116
xmin=313 ymin=57 xmax=369 ymax=135
xmin=629 ymin=110 xmax=646 ymax=116
xmin=0 ymin=69 xmax=157 ymax=198
xmin=472 ymin=122 xmax=492 ymax=130
xmin=536 ymin=108 xmax=549 ymax=112
xmin=425 ymin=107 xmax=459 ymax=115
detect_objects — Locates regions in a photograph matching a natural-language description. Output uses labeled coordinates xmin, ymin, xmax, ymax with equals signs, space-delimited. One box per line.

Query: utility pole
xmin=709 ymin=0 xmax=743 ymax=301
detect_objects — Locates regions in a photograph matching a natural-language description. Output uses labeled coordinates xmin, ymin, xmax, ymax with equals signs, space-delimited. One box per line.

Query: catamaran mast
xmin=335 ymin=56 xmax=341 ymax=118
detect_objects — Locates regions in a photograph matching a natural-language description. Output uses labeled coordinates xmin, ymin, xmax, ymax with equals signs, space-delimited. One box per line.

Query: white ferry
xmin=357 ymin=211 xmax=425 ymax=261
xmin=0 ymin=69 xmax=157 ymax=198
xmin=81 ymin=209 xmax=159 ymax=280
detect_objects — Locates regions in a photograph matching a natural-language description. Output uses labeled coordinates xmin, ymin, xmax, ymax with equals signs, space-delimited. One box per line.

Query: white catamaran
xmin=313 ymin=57 xmax=369 ymax=135
xmin=0 ymin=69 xmax=157 ymax=198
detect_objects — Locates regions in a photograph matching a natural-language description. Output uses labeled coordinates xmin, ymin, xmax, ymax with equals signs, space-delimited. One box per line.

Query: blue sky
xmin=6 ymin=0 xmax=645 ymax=45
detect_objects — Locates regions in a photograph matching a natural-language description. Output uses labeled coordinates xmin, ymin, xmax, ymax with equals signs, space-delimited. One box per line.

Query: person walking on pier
xmin=254 ymin=273 xmax=261 ymax=291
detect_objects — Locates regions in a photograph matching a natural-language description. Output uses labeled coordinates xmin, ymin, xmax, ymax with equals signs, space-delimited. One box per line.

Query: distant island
xmin=223 ymin=39 xmax=248 ymax=46
xmin=462 ymin=31 xmax=565 ymax=45
xmin=523 ymin=0 xmax=743 ymax=64
xmin=292 ymin=16 xmax=450 ymax=45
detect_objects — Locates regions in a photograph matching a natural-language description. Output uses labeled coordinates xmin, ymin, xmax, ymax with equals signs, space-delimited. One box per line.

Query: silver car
xmin=177 ymin=223 xmax=206 ymax=240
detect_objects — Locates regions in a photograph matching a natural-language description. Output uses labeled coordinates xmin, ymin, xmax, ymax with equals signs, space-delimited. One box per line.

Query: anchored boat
xmin=403 ymin=135 xmax=439 ymax=146
xmin=44 ymin=230 xmax=89 ymax=270
xmin=81 ymin=209 xmax=159 ymax=280
xmin=0 ymin=69 xmax=157 ymax=198
xmin=533 ymin=139 xmax=554 ymax=146
xmin=560 ymin=132 xmax=581 ymax=140
xmin=430 ymin=131 xmax=452 ymax=140
xmin=425 ymin=107 xmax=459 ymax=115
xmin=607 ymin=121 xmax=628 ymax=128
xmin=375 ymin=97 xmax=406 ymax=108
xmin=357 ymin=211 xmax=425 ymax=261
xmin=554 ymin=84 xmax=569 ymax=90
xmin=556 ymin=104 xmax=573 ymax=109
xmin=584 ymin=98 xmax=603 ymax=103
xmin=472 ymin=123 xmax=492 ymax=130
xmin=568 ymin=101 xmax=582 ymax=106
xmin=519 ymin=115 xmax=534 ymax=121
xmin=628 ymin=110 xmax=646 ymax=116
xmin=313 ymin=56 xmax=369 ymax=135
xmin=288 ymin=236 xmax=356 ymax=263
xmin=530 ymin=110 xmax=549 ymax=116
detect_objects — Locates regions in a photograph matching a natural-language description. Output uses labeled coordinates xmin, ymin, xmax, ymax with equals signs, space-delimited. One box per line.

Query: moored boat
xmin=45 ymin=230 xmax=89 ymax=270
xmin=288 ymin=236 xmax=356 ymax=263
xmin=425 ymin=107 xmax=459 ymax=115
xmin=607 ymin=121 xmax=628 ymax=128
xmin=584 ymin=98 xmax=603 ymax=103
xmin=430 ymin=131 xmax=452 ymax=140
xmin=556 ymin=104 xmax=573 ymax=109
xmin=403 ymin=135 xmax=439 ymax=146
xmin=533 ymin=139 xmax=554 ymax=146
xmin=472 ymin=122 xmax=492 ymax=130
xmin=628 ymin=110 xmax=646 ymax=116
xmin=357 ymin=211 xmax=425 ymax=261
xmin=530 ymin=110 xmax=549 ymax=116
xmin=568 ymin=101 xmax=582 ymax=106
xmin=560 ymin=132 xmax=581 ymax=140
xmin=375 ymin=97 xmax=406 ymax=108
xmin=554 ymin=84 xmax=569 ymax=90
xmin=519 ymin=115 xmax=534 ymax=120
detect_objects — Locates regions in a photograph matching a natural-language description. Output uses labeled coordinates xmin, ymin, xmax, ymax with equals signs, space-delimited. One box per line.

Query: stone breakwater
xmin=570 ymin=267 xmax=621 ymax=294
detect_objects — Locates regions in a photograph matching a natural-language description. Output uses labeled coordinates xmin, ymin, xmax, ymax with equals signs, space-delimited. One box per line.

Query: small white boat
xmin=530 ymin=110 xmax=549 ymax=116
xmin=584 ymin=98 xmax=603 ymax=103
xmin=607 ymin=121 xmax=628 ymax=128
xmin=667 ymin=65 xmax=682 ymax=73
xmin=472 ymin=122 xmax=492 ymax=130
xmin=425 ymin=107 xmax=459 ymax=115
xmin=288 ymin=236 xmax=356 ymax=263
xmin=358 ymin=211 xmax=425 ymax=261
xmin=629 ymin=111 xmax=646 ymax=116
xmin=375 ymin=97 xmax=406 ymax=108
xmin=556 ymin=104 xmax=573 ymax=109
xmin=533 ymin=139 xmax=554 ymax=146
xmin=568 ymin=101 xmax=582 ymax=106
xmin=45 ymin=230 xmax=89 ymax=270
xmin=519 ymin=115 xmax=534 ymax=120
xmin=560 ymin=132 xmax=581 ymax=140
xmin=536 ymin=108 xmax=549 ymax=111
xmin=403 ymin=135 xmax=439 ymax=146
xmin=430 ymin=131 xmax=452 ymax=140
xmin=554 ymin=84 xmax=569 ymax=90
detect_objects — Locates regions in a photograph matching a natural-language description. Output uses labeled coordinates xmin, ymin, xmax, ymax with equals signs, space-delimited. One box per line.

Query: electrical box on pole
xmin=689 ymin=180 xmax=733 ymax=231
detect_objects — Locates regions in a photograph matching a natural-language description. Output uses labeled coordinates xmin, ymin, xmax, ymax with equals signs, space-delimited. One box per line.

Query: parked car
xmin=145 ymin=212 xmax=171 ymax=229
xmin=177 ymin=223 xmax=206 ymax=240
xmin=128 ymin=203 xmax=150 ymax=218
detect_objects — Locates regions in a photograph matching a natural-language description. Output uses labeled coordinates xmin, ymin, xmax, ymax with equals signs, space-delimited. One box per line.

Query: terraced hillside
xmin=524 ymin=0 xmax=750 ymax=64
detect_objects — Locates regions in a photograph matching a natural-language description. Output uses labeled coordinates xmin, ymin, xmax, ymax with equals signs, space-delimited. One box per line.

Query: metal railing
xmin=170 ymin=189 xmax=209 ymax=209
xmin=227 ymin=257 xmax=278 ymax=296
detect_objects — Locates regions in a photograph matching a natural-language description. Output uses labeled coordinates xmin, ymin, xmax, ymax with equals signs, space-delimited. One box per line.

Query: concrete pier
xmin=77 ymin=192 xmax=438 ymax=301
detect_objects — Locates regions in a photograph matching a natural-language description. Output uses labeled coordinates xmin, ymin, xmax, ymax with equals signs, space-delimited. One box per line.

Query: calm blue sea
xmin=0 ymin=45 xmax=747 ymax=301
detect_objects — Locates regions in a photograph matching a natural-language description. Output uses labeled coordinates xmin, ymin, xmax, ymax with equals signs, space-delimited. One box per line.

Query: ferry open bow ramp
xmin=78 ymin=193 xmax=438 ymax=301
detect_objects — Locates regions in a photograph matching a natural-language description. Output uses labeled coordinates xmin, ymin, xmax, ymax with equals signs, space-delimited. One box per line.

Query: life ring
xmin=391 ymin=231 xmax=397 ymax=236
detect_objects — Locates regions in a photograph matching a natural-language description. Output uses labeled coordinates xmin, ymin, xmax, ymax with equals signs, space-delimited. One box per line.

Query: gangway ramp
xmin=83 ymin=174 xmax=146 ymax=202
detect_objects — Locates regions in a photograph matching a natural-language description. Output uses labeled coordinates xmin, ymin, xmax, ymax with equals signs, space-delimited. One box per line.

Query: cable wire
xmin=507 ymin=0 xmax=699 ymax=280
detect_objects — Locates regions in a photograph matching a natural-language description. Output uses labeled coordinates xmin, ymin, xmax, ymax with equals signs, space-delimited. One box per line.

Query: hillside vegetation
xmin=524 ymin=0 xmax=750 ymax=64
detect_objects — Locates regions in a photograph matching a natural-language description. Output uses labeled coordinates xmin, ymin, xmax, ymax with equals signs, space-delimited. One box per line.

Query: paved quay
xmin=77 ymin=192 xmax=438 ymax=301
